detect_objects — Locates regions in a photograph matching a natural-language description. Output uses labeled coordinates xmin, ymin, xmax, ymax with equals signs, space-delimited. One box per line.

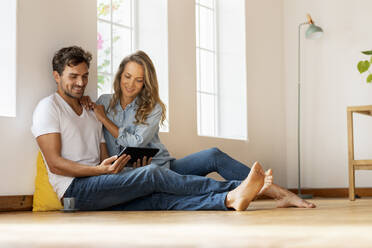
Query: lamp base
xmin=297 ymin=194 xmax=313 ymax=199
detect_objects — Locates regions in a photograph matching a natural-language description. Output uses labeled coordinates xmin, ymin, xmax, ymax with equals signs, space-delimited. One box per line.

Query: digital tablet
xmin=117 ymin=146 xmax=159 ymax=164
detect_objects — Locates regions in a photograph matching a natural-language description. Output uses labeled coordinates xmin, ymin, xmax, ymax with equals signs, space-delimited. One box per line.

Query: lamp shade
xmin=305 ymin=24 xmax=323 ymax=39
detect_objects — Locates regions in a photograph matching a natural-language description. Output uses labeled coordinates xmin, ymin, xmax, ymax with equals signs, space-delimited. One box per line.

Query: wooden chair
xmin=347 ymin=105 xmax=372 ymax=200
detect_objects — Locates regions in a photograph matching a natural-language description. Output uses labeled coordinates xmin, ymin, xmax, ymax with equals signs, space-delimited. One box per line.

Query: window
xmin=0 ymin=0 xmax=16 ymax=117
xmin=196 ymin=0 xmax=217 ymax=137
xmin=97 ymin=0 xmax=134 ymax=96
xmin=97 ymin=0 xmax=169 ymax=131
xmin=196 ymin=0 xmax=247 ymax=140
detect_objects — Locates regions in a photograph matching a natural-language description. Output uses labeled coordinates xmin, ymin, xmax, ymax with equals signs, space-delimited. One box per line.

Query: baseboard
xmin=1 ymin=188 xmax=372 ymax=211
xmin=288 ymin=187 xmax=372 ymax=198
xmin=255 ymin=187 xmax=372 ymax=199
xmin=0 ymin=195 xmax=33 ymax=211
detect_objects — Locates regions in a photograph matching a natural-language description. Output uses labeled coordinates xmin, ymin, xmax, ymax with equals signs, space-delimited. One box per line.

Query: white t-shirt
xmin=31 ymin=93 xmax=105 ymax=199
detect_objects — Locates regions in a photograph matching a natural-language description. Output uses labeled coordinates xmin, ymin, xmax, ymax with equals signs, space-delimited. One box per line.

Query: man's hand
xmin=133 ymin=156 xmax=153 ymax=168
xmin=97 ymin=154 xmax=131 ymax=174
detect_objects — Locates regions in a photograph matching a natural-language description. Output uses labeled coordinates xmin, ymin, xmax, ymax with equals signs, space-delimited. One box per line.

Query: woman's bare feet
xmin=261 ymin=183 xmax=316 ymax=208
xmin=225 ymin=162 xmax=265 ymax=211
xmin=275 ymin=189 xmax=316 ymax=208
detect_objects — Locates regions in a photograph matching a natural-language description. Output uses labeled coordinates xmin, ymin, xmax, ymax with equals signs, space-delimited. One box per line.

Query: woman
xmin=87 ymin=50 xmax=314 ymax=208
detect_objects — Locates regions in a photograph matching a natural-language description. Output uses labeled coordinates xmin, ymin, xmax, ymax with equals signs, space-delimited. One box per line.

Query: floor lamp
xmin=297 ymin=14 xmax=323 ymax=199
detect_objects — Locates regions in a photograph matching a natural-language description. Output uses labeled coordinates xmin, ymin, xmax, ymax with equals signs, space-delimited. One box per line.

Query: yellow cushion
xmin=32 ymin=152 xmax=63 ymax=211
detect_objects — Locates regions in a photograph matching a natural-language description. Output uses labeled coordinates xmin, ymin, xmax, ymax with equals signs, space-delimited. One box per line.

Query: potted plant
xmin=357 ymin=50 xmax=372 ymax=83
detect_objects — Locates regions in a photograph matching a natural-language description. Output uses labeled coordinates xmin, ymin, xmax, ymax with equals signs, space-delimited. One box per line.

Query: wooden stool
xmin=347 ymin=105 xmax=372 ymax=200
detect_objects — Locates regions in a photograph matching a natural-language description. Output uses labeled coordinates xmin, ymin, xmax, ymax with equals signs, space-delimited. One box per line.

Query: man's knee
xmin=143 ymin=163 xmax=162 ymax=175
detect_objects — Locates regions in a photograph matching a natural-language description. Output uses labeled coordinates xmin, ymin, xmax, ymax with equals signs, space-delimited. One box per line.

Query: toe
xmin=302 ymin=200 xmax=316 ymax=208
xmin=308 ymin=202 xmax=316 ymax=208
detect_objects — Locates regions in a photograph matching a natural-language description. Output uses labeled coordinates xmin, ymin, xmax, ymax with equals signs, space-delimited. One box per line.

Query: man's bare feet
xmin=225 ymin=162 xmax=265 ymax=211
xmin=262 ymin=183 xmax=316 ymax=208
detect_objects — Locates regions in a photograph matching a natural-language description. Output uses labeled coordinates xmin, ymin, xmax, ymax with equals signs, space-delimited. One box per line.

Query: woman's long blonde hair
xmin=108 ymin=50 xmax=166 ymax=125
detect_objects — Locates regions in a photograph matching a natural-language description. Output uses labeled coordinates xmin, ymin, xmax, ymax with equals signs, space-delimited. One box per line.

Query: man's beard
xmin=61 ymin=81 xmax=85 ymax=99
xmin=64 ymin=90 xmax=83 ymax=99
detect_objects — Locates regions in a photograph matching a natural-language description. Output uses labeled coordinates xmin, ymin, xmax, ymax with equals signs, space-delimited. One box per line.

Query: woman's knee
xmin=206 ymin=147 xmax=223 ymax=157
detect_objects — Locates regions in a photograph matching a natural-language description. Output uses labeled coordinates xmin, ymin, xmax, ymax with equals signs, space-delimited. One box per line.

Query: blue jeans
xmin=64 ymin=164 xmax=241 ymax=211
xmin=170 ymin=147 xmax=251 ymax=180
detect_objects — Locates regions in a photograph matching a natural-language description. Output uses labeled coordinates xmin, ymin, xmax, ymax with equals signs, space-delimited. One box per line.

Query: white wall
xmin=1 ymin=0 xmax=287 ymax=196
xmin=284 ymin=0 xmax=372 ymax=188
xmin=5 ymin=0 xmax=369 ymax=195
xmin=161 ymin=0 xmax=287 ymax=185
xmin=0 ymin=0 xmax=97 ymax=195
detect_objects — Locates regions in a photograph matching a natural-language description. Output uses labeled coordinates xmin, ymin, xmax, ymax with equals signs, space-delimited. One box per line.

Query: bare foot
xmin=258 ymin=168 xmax=273 ymax=196
xmin=225 ymin=162 xmax=265 ymax=211
xmin=276 ymin=190 xmax=316 ymax=208
xmin=262 ymin=184 xmax=316 ymax=208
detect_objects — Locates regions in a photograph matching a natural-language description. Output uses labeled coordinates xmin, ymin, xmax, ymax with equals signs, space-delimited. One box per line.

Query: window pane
xmin=199 ymin=6 xmax=214 ymax=50
xmin=97 ymin=0 xmax=111 ymax=22
xmin=0 ymin=0 xmax=16 ymax=117
xmin=97 ymin=21 xmax=111 ymax=74
xmin=112 ymin=26 xmax=132 ymax=72
xmin=199 ymin=0 xmax=214 ymax=8
xmin=198 ymin=93 xmax=216 ymax=136
xmin=113 ymin=0 xmax=131 ymax=26
xmin=199 ymin=49 xmax=215 ymax=93
xmin=98 ymin=74 xmax=112 ymax=96
xmin=196 ymin=49 xmax=200 ymax=91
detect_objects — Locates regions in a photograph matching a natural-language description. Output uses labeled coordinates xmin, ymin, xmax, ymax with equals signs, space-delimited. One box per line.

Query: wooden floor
xmin=1 ymin=198 xmax=372 ymax=248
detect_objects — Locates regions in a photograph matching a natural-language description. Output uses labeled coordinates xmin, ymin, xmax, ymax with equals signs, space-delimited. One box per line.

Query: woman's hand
xmin=133 ymin=156 xmax=153 ymax=168
xmin=80 ymin=96 xmax=95 ymax=110
xmin=97 ymin=154 xmax=131 ymax=174
xmin=93 ymin=104 xmax=107 ymax=122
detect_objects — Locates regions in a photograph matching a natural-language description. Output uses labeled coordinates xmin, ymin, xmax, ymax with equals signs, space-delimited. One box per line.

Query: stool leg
xmin=347 ymin=110 xmax=355 ymax=201
xmin=349 ymin=164 xmax=355 ymax=201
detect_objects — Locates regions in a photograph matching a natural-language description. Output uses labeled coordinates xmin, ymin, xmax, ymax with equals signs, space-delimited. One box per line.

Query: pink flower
xmin=97 ymin=33 xmax=103 ymax=50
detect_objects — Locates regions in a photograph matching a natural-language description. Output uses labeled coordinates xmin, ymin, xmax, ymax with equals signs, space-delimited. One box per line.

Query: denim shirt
xmin=96 ymin=94 xmax=174 ymax=168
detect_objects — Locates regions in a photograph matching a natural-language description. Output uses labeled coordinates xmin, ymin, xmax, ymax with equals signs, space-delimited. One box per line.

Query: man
xmin=31 ymin=46 xmax=273 ymax=211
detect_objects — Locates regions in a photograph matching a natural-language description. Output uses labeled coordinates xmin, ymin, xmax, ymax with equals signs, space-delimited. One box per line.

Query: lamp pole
xmin=297 ymin=14 xmax=322 ymax=199
xmin=297 ymin=20 xmax=313 ymax=199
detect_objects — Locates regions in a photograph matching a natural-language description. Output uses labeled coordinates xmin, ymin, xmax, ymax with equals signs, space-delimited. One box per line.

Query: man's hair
xmin=52 ymin=46 xmax=92 ymax=75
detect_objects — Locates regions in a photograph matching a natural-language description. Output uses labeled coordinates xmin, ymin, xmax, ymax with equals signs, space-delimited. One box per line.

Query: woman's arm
xmin=94 ymin=104 xmax=119 ymax=138
xmin=115 ymin=105 xmax=162 ymax=148
xmin=94 ymin=95 xmax=162 ymax=148
xmin=96 ymin=103 xmax=162 ymax=148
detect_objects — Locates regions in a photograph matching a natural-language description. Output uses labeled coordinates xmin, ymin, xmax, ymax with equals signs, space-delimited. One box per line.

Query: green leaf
xmin=113 ymin=36 xmax=120 ymax=43
xmin=357 ymin=60 xmax=370 ymax=73
xmin=103 ymin=59 xmax=110 ymax=67
xmin=362 ymin=50 xmax=372 ymax=55
xmin=370 ymin=56 xmax=372 ymax=64
xmin=367 ymin=74 xmax=372 ymax=83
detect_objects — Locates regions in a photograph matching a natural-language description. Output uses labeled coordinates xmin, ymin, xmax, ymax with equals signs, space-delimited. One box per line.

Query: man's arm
xmin=37 ymin=133 xmax=130 ymax=177
xmin=100 ymin=142 xmax=109 ymax=163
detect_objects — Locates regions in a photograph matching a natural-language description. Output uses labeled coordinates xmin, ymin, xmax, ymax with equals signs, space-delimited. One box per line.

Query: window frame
xmin=196 ymin=0 xmax=219 ymax=137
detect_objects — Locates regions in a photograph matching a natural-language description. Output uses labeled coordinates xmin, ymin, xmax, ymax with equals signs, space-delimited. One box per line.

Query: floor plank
xmin=1 ymin=198 xmax=372 ymax=247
